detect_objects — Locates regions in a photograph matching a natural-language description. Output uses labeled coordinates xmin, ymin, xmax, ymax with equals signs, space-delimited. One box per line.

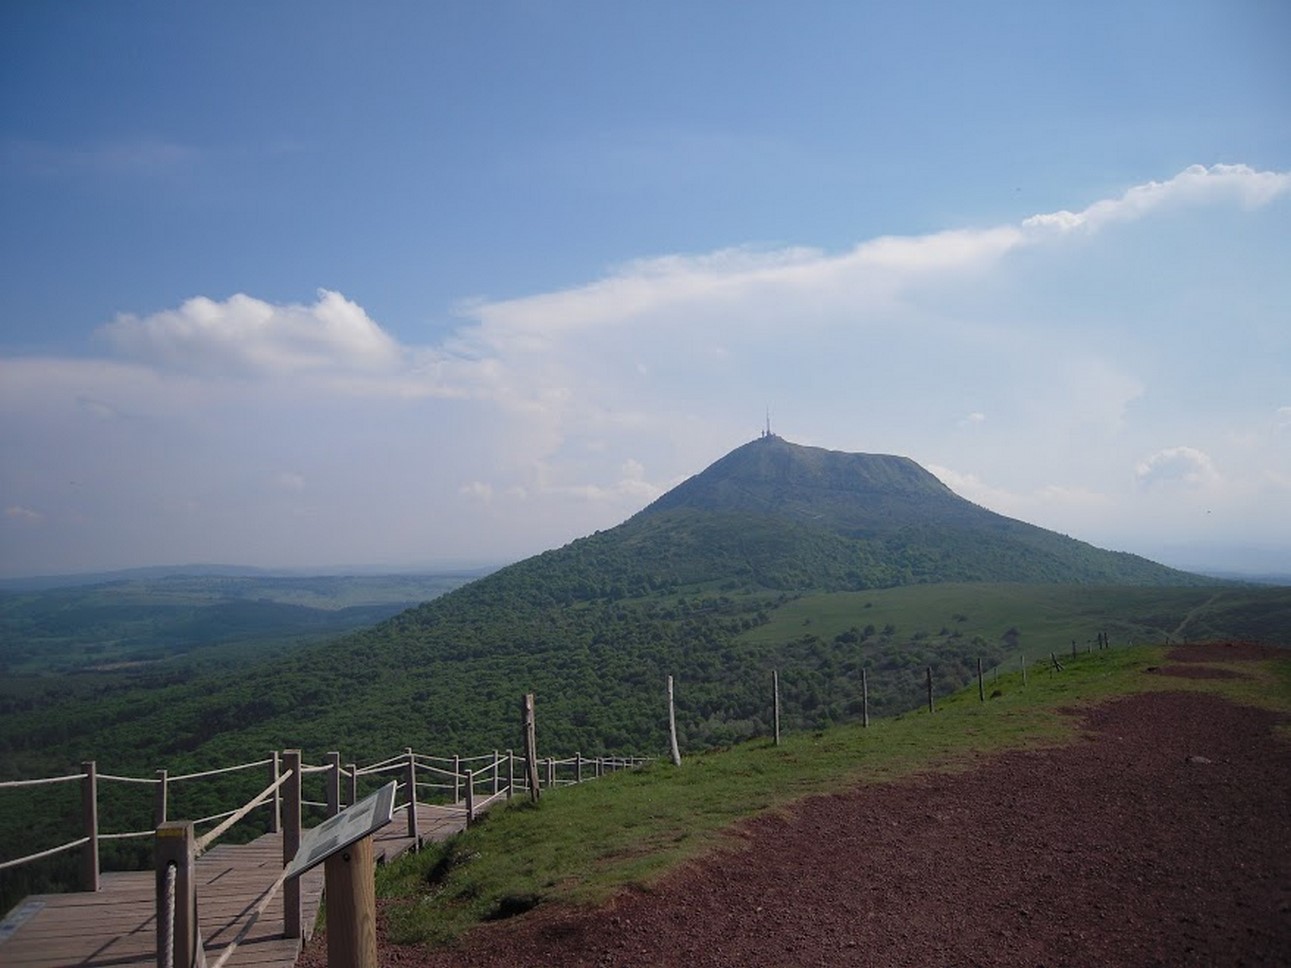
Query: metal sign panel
xmin=285 ymin=780 xmax=396 ymax=879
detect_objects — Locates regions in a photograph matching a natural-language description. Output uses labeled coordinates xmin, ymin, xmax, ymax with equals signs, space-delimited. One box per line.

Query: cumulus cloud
xmin=100 ymin=289 xmax=404 ymax=377
xmin=1022 ymin=163 xmax=1291 ymax=235
xmin=1134 ymin=447 xmax=1221 ymax=489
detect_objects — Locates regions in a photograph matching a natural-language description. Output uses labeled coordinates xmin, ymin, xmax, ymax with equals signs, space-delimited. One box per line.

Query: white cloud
xmin=5 ymin=506 xmax=44 ymax=525
xmin=1134 ymin=447 xmax=1221 ymax=489
xmin=1022 ymin=163 xmax=1291 ymax=235
xmin=958 ymin=412 xmax=986 ymax=428
xmin=100 ymin=289 xmax=404 ymax=377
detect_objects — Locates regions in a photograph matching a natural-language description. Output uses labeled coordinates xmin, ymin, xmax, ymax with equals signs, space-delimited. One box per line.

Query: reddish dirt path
xmin=305 ymin=649 xmax=1291 ymax=967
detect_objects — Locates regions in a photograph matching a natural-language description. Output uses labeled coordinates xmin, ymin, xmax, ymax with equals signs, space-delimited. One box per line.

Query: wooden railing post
xmin=404 ymin=748 xmax=419 ymax=846
xmin=773 ymin=670 xmax=781 ymax=746
xmin=575 ymin=751 xmax=583 ymax=784
xmin=493 ymin=750 xmax=500 ymax=795
xmin=667 ymin=675 xmax=682 ymax=766
xmin=81 ymin=760 xmax=99 ymax=892
xmin=154 ymin=768 xmax=168 ymax=829
xmin=452 ymin=755 xmax=461 ymax=804
xmin=267 ymin=751 xmax=280 ymax=833
xmin=862 ymin=668 xmax=870 ymax=728
xmin=327 ymin=751 xmax=342 ymax=818
xmin=155 ymin=821 xmax=197 ymax=968
xmin=346 ymin=763 xmax=358 ymax=808
xmin=465 ymin=770 xmax=475 ymax=826
xmin=545 ymin=756 xmax=554 ymax=789
xmin=521 ymin=693 xmax=541 ymax=802
xmin=282 ymin=749 xmax=302 ymax=939
xmin=926 ymin=666 xmax=935 ymax=714
xmin=506 ymin=748 xmax=515 ymax=802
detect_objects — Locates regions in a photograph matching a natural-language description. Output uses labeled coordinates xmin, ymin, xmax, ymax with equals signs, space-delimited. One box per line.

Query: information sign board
xmin=285 ymin=780 xmax=396 ymax=879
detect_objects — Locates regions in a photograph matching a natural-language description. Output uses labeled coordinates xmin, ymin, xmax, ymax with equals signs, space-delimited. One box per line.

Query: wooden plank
xmin=0 ymin=808 xmax=452 ymax=968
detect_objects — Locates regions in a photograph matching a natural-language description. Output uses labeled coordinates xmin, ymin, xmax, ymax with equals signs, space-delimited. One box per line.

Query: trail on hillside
xmin=303 ymin=645 xmax=1291 ymax=967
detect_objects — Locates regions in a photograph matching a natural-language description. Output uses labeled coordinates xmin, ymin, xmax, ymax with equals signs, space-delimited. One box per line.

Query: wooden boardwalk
xmin=0 ymin=802 xmax=470 ymax=968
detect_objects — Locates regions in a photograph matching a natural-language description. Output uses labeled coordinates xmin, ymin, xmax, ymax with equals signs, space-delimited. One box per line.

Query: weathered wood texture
xmin=0 ymin=802 xmax=467 ymax=968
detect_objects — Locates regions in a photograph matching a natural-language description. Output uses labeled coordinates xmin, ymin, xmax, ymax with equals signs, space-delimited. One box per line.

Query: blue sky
xmin=2 ymin=1 xmax=1289 ymax=578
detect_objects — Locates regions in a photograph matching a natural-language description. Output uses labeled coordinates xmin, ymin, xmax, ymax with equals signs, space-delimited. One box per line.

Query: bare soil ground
xmin=303 ymin=644 xmax=1291 ymax=967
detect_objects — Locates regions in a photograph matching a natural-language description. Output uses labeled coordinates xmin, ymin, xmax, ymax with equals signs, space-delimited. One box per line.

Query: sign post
xmin=285 ymin=781 xmax=396 ymax=968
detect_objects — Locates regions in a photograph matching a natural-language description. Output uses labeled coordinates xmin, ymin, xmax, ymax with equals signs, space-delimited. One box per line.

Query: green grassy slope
xmin=376 ymin=642 xmax=1291 ymax=946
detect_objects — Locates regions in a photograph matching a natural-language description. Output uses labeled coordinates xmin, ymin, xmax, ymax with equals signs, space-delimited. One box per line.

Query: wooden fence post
xmin=862 ymin=667 xmax=869 ymax=728
xmin=282 ymin=749 xmax=302 ymax=939
xmin=575 ymin=752 xmax=583 ymax=783
xmin=772 ymin=670 xmax=781 ymax=746
xmin=453 ymin=755 xmax=461 ymax=804
xmin=926 ymin=667 xmax=935 ymax=714
xmin=346 ymin=763 xmax=358 ymax=808
xmin=506 ymin=748 xmax=515 ymax=802
xmin=667 ymin=675 xmax=682 ymax=766
xmin=325 ymin=834 xmax=377 ymax=968
xmin=404 ymin=748 xmax=419 ymax=845
xmin=493 ymin=750 xmax=501 ymax=795
xmin=154 ymin=821 xmax=198 ymax=968
xmin=267 ymin=752 xmax=280 ymax=833
xmin=154 ymin=768 xmax=168 ymax=829
xmin=465 ymin=770 xmax=475 ymax=826
xmin=978 ymin=657 xmax=985 ymax=702
xmin=545 ymin=757 xmax=554 ymax=789
xmin=1020 ymin=653 xmax=1027 ymax=686
xmin=522 ymin=694 xmax=541 ymax=802
xmin=327 ymin=751 xmax=342 ymax=818
xmin=81 ymin=760 xmax=99 ymax=892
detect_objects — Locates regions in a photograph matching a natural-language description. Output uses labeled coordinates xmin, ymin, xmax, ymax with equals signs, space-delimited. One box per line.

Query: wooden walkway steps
xmin=0 ymin=802 xmax=470 ymax=968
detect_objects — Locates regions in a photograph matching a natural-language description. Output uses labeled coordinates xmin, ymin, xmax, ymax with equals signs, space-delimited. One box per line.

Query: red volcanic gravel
xmin=1167 ymin=641 xmax=1286 ymax=662
xmin=302 ymin=678 xmax=1291 ymax=967
xmin=1156 ymin=665 xmax=1243 ymax=679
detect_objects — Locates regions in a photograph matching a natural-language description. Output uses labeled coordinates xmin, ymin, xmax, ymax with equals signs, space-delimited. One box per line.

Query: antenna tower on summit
xmin=762 ymin=408 xmax=774 ymax=439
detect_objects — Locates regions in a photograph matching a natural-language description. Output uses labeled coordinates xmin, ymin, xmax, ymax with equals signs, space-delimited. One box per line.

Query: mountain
xmin=501 ymin=435 xmax=1209 ymax=598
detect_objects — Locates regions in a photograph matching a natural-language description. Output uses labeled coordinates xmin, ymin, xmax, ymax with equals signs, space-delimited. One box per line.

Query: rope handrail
xmin=0 ymin=772 xmax=83 ymax=789
xmin=0 ymin=835 xmax=91 ymax=870
xmin=169 ymin=757 xmax=273 ymax=783
xmin=99 ymin=828 xmax=155 ymax=841
xmin=194 ymin=768 xmax=294 ymax=857
xmin=414 ymin=753 xmax=455 ymax=766
xmin=192 ymin=805 xmax=243 ymax=827
xmin=207 ymin=864 xmax=292 ymax=968
xmin=355 ymin=760 xmax=405 ymax=777
xmin=299 ymin=763 xmax=333 ymax=775
xmin=356 ymin=752 xmax=407 ymax=773
xmin=97 ymin=772 xmax=160 ymax=785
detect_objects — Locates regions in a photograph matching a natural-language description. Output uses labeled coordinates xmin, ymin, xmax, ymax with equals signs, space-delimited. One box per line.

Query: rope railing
xmin=168 ymin=757 xmax=273 ymax=783
xmin=99 ymin=829 xmax=155 ymax=842
xmin=95 ymin=771 xmax=161 ymax=785
xmin=193 ymin=769 xmax=294 ymax=858
xmin=0 ymin=835 xmax=92 ymax=871
xmin=0 ymin=772 xmax=83 ymax=788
